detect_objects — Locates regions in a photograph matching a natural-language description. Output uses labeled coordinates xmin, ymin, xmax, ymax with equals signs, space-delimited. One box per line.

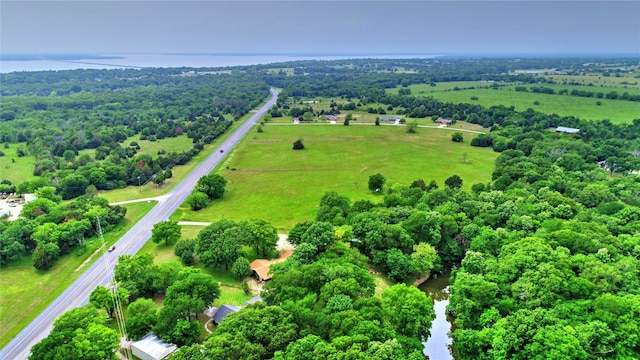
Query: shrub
xmin=187 ymin=191 xmax=210 ymax=211
xmin=368 ymin=173 xmax=386 ymax=192
xmin=293 ymin=139 xmax=304 ymax=150
xmin=231 ymin=257 xmax=252 ymax=280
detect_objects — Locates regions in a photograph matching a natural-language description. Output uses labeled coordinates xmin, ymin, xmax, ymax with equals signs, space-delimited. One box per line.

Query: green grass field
xmin=77 ymin=134 xmax=195 ymax=160
xmin=544 ymin=74 xmax=640 ymax=89
xmin=171 ymin=124 xmax=498 ymax=231
xmin=386 ymin=80 xmax=640 ymax=123
xmin=501 ymin=83 xmax=640 ymax=97
xmin=0 ymin=144 xmax=37 ymax=185
xmin=0 ymin=200 xmax=156 ymax=347
xmin=427 ymin=88 xmax=639 ymax=123
xmin=387 ymin=81 xmax=504 ymax=96
xmin=99 ymin=114 xmax=251 ymax=203
xmin=131 ymin=134 xmax=195 ymax=157
xmin=214 ymin=286 xmax=254 ymax=307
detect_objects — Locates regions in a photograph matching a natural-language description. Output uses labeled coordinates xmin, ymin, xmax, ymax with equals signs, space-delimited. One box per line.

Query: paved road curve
xmin=0 ymin=88 xmax=278 ymax=360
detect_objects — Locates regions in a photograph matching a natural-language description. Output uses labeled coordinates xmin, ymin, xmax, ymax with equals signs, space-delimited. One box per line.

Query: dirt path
xmin=177 ymin=221 xmax=213 ymax=226
xmin=72 ymin=245 xmax=106 ymax=275
xmin=109 ymin=194 xmax=170 ymax=206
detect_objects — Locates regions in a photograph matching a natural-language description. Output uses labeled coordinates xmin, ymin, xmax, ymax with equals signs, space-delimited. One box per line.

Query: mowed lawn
xmin=0 ymin=201 xmax=156 ymax=347
xmin=172 ymin=124 xmax=498 ymax=231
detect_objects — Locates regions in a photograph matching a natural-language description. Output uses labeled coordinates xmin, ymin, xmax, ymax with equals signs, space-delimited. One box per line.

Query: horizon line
xmin=3 ymin=51 xmax=640 ymax=57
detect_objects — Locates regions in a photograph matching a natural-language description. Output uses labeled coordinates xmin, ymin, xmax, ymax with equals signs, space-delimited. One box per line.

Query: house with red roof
xmin=249 ymin=250 xmax=293 ymax=281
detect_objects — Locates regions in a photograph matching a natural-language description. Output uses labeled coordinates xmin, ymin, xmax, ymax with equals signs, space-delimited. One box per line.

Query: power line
xmin=97 ymin=216 xmax=132 ymax=360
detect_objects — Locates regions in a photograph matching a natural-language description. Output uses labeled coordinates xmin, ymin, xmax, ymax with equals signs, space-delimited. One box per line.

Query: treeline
xmin=253 ymin=57 xmax=638 ymax=99
xmin=0 ymin=187 xmax=126 ymax=268
xmin=444 ymin=129 xmax=640 ymax=359
xmin=262 ymin=68 xmax=535 ymax=100
xmin=515 ymin=85 xmax=640 ymax=101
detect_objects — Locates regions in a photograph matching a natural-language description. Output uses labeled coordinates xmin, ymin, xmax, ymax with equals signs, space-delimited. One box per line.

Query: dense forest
xmin=0 ymin=69 xmax=270 ymax=268
xmin=0 ymin=186 xmax=125 ymax=269
xmin=4 ymin=56 xmax=640 ymax=359
xmin=0 ymin=69 xmax=269 ymax=195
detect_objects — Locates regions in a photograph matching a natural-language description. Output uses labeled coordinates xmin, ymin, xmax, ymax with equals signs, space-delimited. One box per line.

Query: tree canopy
xmin=30 ymin=306 xmax=119 ymax=360
xmin=151 ymin=219 xmax=182 ymax=246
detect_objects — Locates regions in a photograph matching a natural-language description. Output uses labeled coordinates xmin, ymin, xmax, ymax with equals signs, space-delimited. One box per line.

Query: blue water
xmin=0 ymin=53 xmax=437 ymax=73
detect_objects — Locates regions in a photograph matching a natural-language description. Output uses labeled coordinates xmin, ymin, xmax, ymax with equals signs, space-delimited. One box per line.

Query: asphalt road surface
xmin=0 ymin=88 xmax=278 ymax=360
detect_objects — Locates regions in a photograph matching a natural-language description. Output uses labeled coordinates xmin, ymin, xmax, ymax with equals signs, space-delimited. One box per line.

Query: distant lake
xmin=0 ymin=53 xmax=437 ymax=73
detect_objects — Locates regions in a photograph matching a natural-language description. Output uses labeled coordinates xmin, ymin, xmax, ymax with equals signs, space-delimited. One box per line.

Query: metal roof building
xmin=555 ymin=126 xmax=580 ymax=134
xmin=130 ymin=334 xmax=178 ymax=360
xmin=212 ymin=304 xmax=241 ymax=324
xmin=242 ymin=296 xmax=263 ymax=307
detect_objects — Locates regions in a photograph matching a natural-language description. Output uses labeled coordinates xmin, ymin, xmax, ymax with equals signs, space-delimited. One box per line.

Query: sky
xmin=1 ymin=0 xmax=639 ymax=55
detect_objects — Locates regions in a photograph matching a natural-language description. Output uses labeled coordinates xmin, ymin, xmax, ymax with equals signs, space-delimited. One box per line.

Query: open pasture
xmin=171 ymin=124 xmax=498 ymax=231
xmin=77 ymin=133 xmax=195 ymax=161
xmin=544 ymin=73 xmax=640 ymax=89
xmin=387 ymin=81 xmax=504 ymax=95
xmin=425 ymin=88 xmax=639 ymax=124
xmin=501 ymin=83 xmax=640 ymax=97
xmin=132 ymin=134 xmax=195 ymax=157
xmin=0 ymin=144 xmax=37 ymax=185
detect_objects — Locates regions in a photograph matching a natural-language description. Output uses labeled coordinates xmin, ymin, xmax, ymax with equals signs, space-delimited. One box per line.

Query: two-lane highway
xmin=0 ymin=88 xmax=278 ymax=360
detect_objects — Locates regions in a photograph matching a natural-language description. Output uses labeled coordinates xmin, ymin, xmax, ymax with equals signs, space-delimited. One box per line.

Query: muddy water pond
xmin=420 ymin=271 xmax=458 ymax=360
